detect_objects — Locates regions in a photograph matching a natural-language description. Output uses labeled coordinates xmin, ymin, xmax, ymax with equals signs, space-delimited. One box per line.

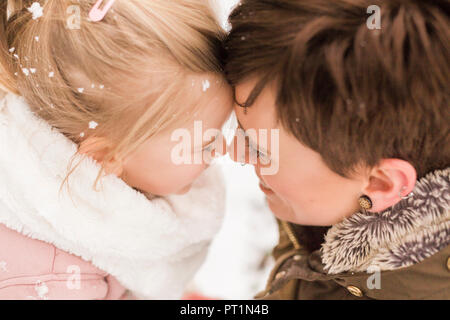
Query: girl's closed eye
xmin=199 ymin=142 xmax=214 ymax=161
xmin=201 ymin=140 xmax=215 ymax=152
xmin=202 ymin=143 xmax=214 ymax=153
xmin=205 ymin=133 xmax=227 ymax=157
xmin=195 ymin=136 xmax=217 ymax=154
xmin=194 ymin=133 xmax=226 ymax=164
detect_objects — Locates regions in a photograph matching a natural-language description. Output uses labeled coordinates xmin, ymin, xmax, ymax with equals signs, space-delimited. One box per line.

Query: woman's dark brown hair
xmin=225 ymin=0 xmax=450 ymax=178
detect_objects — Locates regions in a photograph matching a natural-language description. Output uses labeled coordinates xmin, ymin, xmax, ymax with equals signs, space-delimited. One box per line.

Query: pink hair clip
xmin=89 ymin=0 xmax=116 ymax=22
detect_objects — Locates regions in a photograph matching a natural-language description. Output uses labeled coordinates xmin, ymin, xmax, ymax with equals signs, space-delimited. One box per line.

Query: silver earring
xmin=398 ymin=186 xmax=414 ymax=200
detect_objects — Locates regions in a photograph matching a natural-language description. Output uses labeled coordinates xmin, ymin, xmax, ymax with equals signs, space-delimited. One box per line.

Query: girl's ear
xmin=78 ymin=137 xmax=124 ymax=177
xmin=362 ymin=159 xmax=417 ymax=212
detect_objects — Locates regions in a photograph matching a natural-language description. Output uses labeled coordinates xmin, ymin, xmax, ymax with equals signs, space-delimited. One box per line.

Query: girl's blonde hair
xmin=0 ymin=0 xmax=226 ymax=191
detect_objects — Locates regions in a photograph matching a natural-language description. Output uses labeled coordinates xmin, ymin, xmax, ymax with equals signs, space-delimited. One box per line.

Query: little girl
xmin=0 ymin=0 xmax=233 ymax=299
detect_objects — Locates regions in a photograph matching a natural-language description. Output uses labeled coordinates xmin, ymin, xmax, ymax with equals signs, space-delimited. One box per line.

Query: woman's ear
xmin=362 ymin=159 xmax=417 ymax=212
xmin=78 ymin=137 xmax=124 ymax=177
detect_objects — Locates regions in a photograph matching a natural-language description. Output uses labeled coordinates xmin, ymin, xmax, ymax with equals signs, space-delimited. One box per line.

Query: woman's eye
xmin=235 ymin=128 xmax=270 ymax=164
xmin=247 ymin=142 xmax=260 ymax=158
xmin=245 ymin=138 xmax=266 ymax=160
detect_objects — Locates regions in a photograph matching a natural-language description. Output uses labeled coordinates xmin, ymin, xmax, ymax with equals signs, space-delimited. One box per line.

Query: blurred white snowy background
xmin=190 ymin=0 xmax=279 ymax=300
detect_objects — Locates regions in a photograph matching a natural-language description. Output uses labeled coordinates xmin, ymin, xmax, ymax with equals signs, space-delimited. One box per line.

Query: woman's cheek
xmin=265 ymin=174 xmax=299 ymax=203
xmin=266 ymin=194 xmax=297 ymax=221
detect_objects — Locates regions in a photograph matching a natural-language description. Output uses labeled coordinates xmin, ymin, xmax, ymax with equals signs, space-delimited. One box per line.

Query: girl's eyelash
xmin=202 ymin=143 xmax=214 ymax=152
xmin=201 ymin=135 xmax=221 ymax=153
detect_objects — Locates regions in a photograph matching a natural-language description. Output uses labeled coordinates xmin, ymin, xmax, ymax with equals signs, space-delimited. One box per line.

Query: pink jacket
xmin=0 ymin=223 xmax=131 ymax=300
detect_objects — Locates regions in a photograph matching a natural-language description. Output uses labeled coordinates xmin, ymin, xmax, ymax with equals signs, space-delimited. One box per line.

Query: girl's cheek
xmin=180 ymin=163 xmax=208 ymax=183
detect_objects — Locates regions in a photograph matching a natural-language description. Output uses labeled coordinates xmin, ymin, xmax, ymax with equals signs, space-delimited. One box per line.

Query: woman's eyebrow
xmin=233 ymin=87 xmax=249 ymax=114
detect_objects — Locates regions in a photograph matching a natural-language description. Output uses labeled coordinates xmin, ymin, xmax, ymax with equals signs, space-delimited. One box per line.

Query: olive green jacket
xmin=256 ymin=168 xmax=450 ymax=300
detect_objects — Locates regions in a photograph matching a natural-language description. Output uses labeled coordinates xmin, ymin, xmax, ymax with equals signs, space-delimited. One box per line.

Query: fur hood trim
xmin=321 ymin=168 xmax=450 ymax=274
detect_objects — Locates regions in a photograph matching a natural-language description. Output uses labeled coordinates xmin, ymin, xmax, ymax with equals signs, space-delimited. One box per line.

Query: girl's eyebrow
xmin=200 ymin=134 xmax=219 ymax=149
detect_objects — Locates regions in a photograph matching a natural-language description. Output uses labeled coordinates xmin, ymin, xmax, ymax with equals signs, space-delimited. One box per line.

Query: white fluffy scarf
xmin=0 ymin=92 xmax=226 ymax=299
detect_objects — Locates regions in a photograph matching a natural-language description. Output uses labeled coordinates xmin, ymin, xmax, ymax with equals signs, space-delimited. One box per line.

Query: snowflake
xmin=27 ymin=2 xmax=44 ymax=20
xmin=34 ymin=280 xmax=49 ymax=300
xmin=0 ymin=261 xmax=7 ymax=272
xmin=202 ymin=80 xmax=210 ymax=92
xmin=89 ymin=121 xmax=98 ymax=129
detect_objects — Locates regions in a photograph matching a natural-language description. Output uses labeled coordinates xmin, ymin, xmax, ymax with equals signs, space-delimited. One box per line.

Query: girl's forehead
xmin=180 ymin=73 xmax=232 ymax=111
xmin=154 ymin=76 xmax=233 ymax=133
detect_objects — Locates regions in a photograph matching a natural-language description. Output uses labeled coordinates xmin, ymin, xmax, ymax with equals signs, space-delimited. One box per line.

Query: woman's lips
xmin=259 ymin=180 xmax=274 ymax=195
xmin=256 ymin=171 xmax=275 ymax=195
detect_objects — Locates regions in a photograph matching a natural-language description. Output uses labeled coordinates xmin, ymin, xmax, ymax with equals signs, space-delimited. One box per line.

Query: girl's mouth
xmin=176 ymin=184 xmax=192 ymax=195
